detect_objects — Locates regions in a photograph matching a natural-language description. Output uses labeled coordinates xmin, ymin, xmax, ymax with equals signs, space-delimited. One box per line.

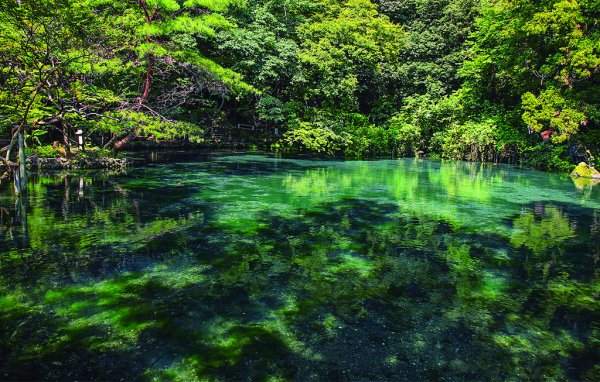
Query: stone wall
xmin=26 ymin=156 xmax=128 ymax=170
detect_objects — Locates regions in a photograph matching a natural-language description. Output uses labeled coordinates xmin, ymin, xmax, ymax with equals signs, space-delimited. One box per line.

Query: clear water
xmin=0 ymin=152 xmax=598 ymax=381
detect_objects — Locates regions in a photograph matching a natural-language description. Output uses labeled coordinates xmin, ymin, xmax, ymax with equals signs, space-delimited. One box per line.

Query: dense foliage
xmin=1 ymin=0 xmax=598 ymax=170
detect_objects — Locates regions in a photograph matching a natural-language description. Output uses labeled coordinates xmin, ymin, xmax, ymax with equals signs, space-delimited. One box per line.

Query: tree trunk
xmin=114 ymin=131 xmax=136 ymax=151
xmin=113 ymin=54 xmax=154 ymax=151
xmin=138 ymin=0 xmax=155 ymax=106
xmin=140 ymin=54 xmax=154 ymax=105
xmin=62 ymin=124 xmax=71 ymax=157
xmin=15 ymin=193 xmax=28 ymax=247
xmin=103 ymin=134 xmax=118 ymax=150
xmin=112 ymin=2 xmax=157 ymax=152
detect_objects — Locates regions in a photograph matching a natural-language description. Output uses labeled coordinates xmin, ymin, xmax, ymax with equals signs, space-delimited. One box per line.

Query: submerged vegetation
xmin=0 ymin=0 xmax=598 ymax=174
xmin=0 ymin=153 xmax=599 ymax=380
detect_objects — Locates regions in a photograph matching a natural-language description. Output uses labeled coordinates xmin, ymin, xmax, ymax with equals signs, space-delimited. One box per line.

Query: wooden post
xmin=76 ymin=129 xmax=84 ymax=151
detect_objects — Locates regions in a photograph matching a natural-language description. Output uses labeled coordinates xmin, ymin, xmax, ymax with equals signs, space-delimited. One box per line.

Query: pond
xmin=0 ymin=152 xmax=598 ymax=381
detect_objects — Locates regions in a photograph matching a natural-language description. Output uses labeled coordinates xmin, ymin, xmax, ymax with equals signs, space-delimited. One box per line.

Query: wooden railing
xmin=236 ymin=124 xmax=279 ymax=135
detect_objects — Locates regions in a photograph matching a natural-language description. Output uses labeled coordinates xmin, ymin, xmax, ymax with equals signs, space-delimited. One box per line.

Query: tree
xmin=0 ymin=0 xmax=103 ymax=191
xmin=461 ymin=0 xmax=599 ymax=143
xmin=296 ymin=0 xmax=404 ymax=112
xmin=217 ymin=0 xmax=318 ymax=128
xmin=92 ymin=0 xmax=254 ymax=150
xmin=376 ymin=0 xmax=479 ymax=99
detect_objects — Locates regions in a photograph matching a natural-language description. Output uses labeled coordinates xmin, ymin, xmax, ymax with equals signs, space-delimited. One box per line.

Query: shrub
xmin=281 ymin=122 xmax=349 ymax=155
xmin=440 ymin=119 xmax=497 ymax=162
xmin=387 ymin=116 xmax=424 ymax=157
xmin=28 ymin=145 xmax=61 ymax=158
xmin=520 ymin=144 xmax=575 ymax=172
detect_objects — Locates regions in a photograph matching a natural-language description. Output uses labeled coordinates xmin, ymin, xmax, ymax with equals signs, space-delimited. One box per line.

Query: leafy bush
xmin=257 ymin=96 xmax=298 ymax=127
xmin=520 ymin=144 xmax=575 ymax=172
xmin=76 ymin=147 xmax=115 ymax=159
xmin=440 ymin=119 xmax=497 ymax=162
xmin=522 ymin=89 xmax=586 ymax=144
xmin=344 ymin=125 xmax=388 ymax=158
xmin=27 ymin=145 xmax=61 ymax=158
xmin=281 ymin=123 xmax=349 ymax=155
xmin=387 ymin=116 xmax=424 ymax=157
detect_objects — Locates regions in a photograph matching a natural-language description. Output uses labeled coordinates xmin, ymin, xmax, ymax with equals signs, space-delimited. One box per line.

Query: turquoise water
xmin=0 ymin=152 xmax=598 ymax=381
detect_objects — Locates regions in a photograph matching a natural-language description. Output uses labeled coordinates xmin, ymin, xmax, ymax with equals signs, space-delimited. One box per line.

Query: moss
xmin=570 ymin=162 xmax=600 ymax=179
xmin=321 ymin=314 xmax=341 ymax=337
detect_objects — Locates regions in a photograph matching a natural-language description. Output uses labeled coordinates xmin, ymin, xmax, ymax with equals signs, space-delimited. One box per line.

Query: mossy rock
xmin=570 ymin=162 xmax=600 ymax=179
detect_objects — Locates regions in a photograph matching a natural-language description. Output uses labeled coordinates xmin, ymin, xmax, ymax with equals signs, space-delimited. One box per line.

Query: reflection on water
xmin=0 ymin=152 xmax=599 ymax=381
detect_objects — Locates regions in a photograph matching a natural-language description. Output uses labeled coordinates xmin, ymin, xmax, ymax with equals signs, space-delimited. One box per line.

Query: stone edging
xmin=26 ymin=156 xmax=128 ymax=170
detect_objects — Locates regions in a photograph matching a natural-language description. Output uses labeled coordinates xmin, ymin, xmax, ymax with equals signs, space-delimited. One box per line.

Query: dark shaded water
xmin=0 ymin=152 xmax=599 ymax=381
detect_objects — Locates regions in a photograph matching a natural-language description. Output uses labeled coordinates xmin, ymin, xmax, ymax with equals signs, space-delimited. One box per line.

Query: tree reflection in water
xmin=0 ymin=153 xmax=598 ymax=381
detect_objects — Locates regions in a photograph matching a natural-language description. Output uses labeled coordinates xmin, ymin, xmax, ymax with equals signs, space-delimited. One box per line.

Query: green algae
xmin=0 ymin=152 xmax=599 ymax=381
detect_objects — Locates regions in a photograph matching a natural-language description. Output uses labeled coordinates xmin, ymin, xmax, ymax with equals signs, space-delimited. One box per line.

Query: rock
xmin=26 ymin=155 xmax=128 ymax=170
xmin=570 ymin=162 xmax=600 ymax=179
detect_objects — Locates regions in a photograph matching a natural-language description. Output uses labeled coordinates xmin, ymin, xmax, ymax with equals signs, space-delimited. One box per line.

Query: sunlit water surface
xmin=0 ymin=152 xmax=599 ymax=381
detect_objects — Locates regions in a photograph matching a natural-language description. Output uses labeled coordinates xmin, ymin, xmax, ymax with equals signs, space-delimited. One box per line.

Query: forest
xmin=1 ymin=0 xmax=598 ymax=174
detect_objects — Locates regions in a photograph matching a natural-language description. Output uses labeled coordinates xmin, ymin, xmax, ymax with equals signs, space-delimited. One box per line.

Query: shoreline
xmin=26 ymin=155 xmax=129 ymax=170
xmin=21 ymin=149 xmax=599 ymax=181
